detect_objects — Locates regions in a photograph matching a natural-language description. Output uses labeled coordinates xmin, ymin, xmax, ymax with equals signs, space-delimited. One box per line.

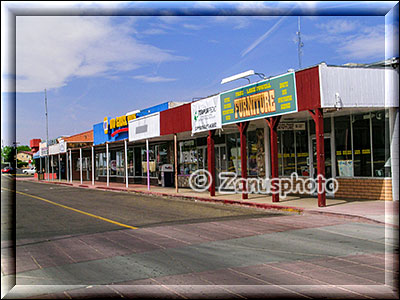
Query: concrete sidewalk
xmin=16 ymin=176 xmax=399 ymax=227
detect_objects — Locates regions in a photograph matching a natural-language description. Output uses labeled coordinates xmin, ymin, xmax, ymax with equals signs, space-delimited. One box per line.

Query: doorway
xmin=134 ymin=147 xmax=142 ymax=177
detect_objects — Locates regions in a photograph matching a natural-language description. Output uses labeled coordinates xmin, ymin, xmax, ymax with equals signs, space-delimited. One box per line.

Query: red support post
xmin=266 ymin=116 xmax=281 ymax=202
xmin=309 ymin=109 xmax=326 ymax=207
xmin=237 ymin=122 xmax=250 ymax=200
xmin=207 ymin=130 xmax=216 ymax=196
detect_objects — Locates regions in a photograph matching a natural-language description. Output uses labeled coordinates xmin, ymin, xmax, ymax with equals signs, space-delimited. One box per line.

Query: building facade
xmin=32 ymin=59 xmax=399 ymax=205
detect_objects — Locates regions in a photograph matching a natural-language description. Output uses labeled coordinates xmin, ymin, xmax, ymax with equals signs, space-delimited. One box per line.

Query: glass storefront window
xmin=247 ymin=128 xmax=265 ymax=177
xmin=226 ymin=133 xmax=240 ymax=174
xmin=372 ymin=110 xmax=390 ymax=177
xmin=278 ymin=132 xmax=283 ymax=176
xmin=335 ymin=115 xmax=352 ymax=177
xmin=179 ymin=140 xmax=197 ymax=175
xmin=281 ymin=131 xmax=295 ymax=176
xmin=116 ymin=151 xmax=124 ymax=176
xmin=296 ymin=130 xmax=309 ymax=176
xmin=127 ymin=148 xmax=134 ymax=176
xmin=352 ymin=113 xmax=372 ymax=177
xmin=95 ymin=152 xmax=107 ymax=177
xmin=142 ymin=145 xmax=156 ymax=177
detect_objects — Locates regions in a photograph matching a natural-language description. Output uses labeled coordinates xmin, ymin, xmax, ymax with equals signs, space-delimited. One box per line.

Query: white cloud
xmin=15 ymin=16 xmax=186 ymax=93
xmin=316 ymin=19 xmax=359 ymax=34
xmin=337 ymin=26 xmax=385 ymax=59
xmin=133 ymin=75 xmax=177 ymax=83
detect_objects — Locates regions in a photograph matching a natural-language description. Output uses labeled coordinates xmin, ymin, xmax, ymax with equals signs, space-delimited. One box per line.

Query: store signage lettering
xmin=277 ymin=122 xmax=305 ymax=131
xmin=103 ymin=114 xmax=136 ymax=135
xmin=220 ymin=72 xmax=297 ymax=125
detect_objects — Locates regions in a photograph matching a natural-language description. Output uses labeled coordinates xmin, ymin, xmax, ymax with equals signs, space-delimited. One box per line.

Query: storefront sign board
xmin=191 ymin=95 xmax=222 ymax=134
xmin=220 ymin=72 xmax=297 ymax=125
xmin=129 ymin=112 xmax=160 ymax=142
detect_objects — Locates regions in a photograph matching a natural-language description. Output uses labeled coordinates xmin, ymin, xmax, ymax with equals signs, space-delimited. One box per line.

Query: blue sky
xmin=1 ymin=1 xmax=399 ymax=147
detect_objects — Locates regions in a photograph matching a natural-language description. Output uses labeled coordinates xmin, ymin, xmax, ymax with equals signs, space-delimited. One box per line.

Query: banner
xmin=191 ymin=95 xmax=222 ymax=134
xmin=220 ymin=72 xmax=297 ymax=125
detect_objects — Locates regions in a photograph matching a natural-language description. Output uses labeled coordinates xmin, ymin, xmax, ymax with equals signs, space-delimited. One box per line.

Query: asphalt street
xmin=1 ymin=174 xmax=398 ymax=299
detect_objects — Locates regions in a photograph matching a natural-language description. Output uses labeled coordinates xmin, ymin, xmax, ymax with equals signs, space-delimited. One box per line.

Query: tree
xmin=1 ymin=146 xmax=14 ymax=163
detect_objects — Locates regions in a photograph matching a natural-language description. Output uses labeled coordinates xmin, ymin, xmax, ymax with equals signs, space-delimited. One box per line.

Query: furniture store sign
xmin=191 ymin=95 xmax=222 ymax=134
xmin=220 ymin=72 xmax=297 ymax=125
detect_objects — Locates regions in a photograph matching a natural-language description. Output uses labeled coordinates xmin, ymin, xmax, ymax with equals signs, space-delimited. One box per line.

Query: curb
xmin=19 ymin=178 xmax=391 ymax=226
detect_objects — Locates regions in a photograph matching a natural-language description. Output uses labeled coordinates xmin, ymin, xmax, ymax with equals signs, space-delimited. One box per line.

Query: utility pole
xmin=297 ymin=16 xmax=304 ymax=69
xmin=45 ymin=89 xmax=49 ymax=180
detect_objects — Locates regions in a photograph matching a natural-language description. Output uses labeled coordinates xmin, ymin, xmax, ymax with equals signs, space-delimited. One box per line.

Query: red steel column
xmin=237 ymin=121 xmax=249 ymax=200
xmin=309 ymin=108 xmax=326 ymax=207
xmin=207 ymin=130 xmax=216 ymax=196
xmin=266 ymin=116 xmax=281 ymax=202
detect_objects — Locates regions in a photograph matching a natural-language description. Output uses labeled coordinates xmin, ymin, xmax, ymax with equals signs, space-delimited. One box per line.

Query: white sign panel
xmin=191 ymin=95 xmax=221 ymax=134
xmin=49 ymin=143 xmax=60 ymax=155
xmin=129 ymin=112 xmax=160 ymax=142
xmin=39 ymin=142 xmax=48 ymax=156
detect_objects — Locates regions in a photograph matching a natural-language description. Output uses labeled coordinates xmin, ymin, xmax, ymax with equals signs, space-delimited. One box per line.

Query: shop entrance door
xmin=310 ymin=136 xmax=332 ymax=179
xmin=134 ymin=147 xmax=142 ymax=177
xmin=215 ymin=144 xmax=227 ymax=187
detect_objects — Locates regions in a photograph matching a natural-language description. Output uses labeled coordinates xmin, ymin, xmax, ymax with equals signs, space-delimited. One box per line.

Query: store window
xmin=335 ymin=115 xmax=353 ymax=177
xmin=372 ymin=110 xmax=390 ymax=177
xmin=281 ymin=131 xmax=295 ymax=176
xmin=309 ymin=117 xmax=331 ymax=135
xmin=179 ymin=140 xmax=197 ymax=175
xmin=127 ymin=148 xmax=134 ymax=176
xmin=115 ymin=151 xmax=124 ymax=176
xmin=142 ymin=145 xmax=157 ymax=178
xmin=95 ymin=152 xmax=107 ymax=177
xmin=247 ymin=128 xmax=265 ymax=177
xmin=296 ymin=130 xmax=309 ymax=176
xmin=278 ymin=132 xmax=283 ymax=176
xmin=352 ymin=113 xmax=372 ymax=177
xmin=226 ymin=133 xmax=240 ymax=174
xmin=155 ymin=143 xmax=169 ymax=177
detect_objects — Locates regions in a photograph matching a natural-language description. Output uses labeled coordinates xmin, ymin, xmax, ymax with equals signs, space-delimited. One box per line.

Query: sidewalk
xmin=17 ymin=176 xmax=399 ymax=227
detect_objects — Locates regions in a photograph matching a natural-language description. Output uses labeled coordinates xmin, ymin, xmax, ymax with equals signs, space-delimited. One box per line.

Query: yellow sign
xmin=103 ymin=114 xmax=136 ymax=134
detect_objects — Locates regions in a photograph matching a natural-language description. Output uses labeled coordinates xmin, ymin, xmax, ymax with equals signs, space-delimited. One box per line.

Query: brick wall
xmin=335 ymin=178 xmax=393 ymax=201
xmin=243 ymin=176 xmax=393 ymax=201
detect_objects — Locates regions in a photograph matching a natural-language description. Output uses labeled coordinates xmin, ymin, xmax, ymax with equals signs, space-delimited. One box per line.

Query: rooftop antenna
xmin=297 ymin=16 xmax=304 ymax=69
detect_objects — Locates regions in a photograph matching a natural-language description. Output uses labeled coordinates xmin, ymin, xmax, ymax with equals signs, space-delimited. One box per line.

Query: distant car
xmin=2 ymin=167 xmax=14 ymax=174
xmin=22 ymin=167 xmax=36 ymax=175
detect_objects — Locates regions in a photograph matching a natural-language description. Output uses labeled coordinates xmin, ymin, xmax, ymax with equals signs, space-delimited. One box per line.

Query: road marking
xmin=2 ymin=187 xmax=138 ymax=230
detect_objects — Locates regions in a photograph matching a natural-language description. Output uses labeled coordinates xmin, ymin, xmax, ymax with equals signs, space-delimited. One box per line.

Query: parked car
xmin=2 ymin=166 xmax=14 ymax=174
xmin=22 ymin=167 xmax=36 ymax=175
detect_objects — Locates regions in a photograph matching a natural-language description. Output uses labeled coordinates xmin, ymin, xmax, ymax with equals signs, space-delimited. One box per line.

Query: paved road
xmin=1 ymin=175 xmax=398 ymax=299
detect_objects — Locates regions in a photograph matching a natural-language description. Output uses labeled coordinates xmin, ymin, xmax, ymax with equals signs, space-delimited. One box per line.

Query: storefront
xmin=32 ymin=59 xmax=398 ymax=204
xmin=93 ymin=102 xmax=184 ymax=187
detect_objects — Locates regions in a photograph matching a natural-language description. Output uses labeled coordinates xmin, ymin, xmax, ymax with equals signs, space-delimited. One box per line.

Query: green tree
xmin=1 ymin=146 xmax=14 ymax=163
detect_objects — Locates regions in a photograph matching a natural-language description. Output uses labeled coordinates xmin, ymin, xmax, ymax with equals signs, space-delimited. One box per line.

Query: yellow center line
xmin=2 ymin=187 xmax=138 ymax=230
